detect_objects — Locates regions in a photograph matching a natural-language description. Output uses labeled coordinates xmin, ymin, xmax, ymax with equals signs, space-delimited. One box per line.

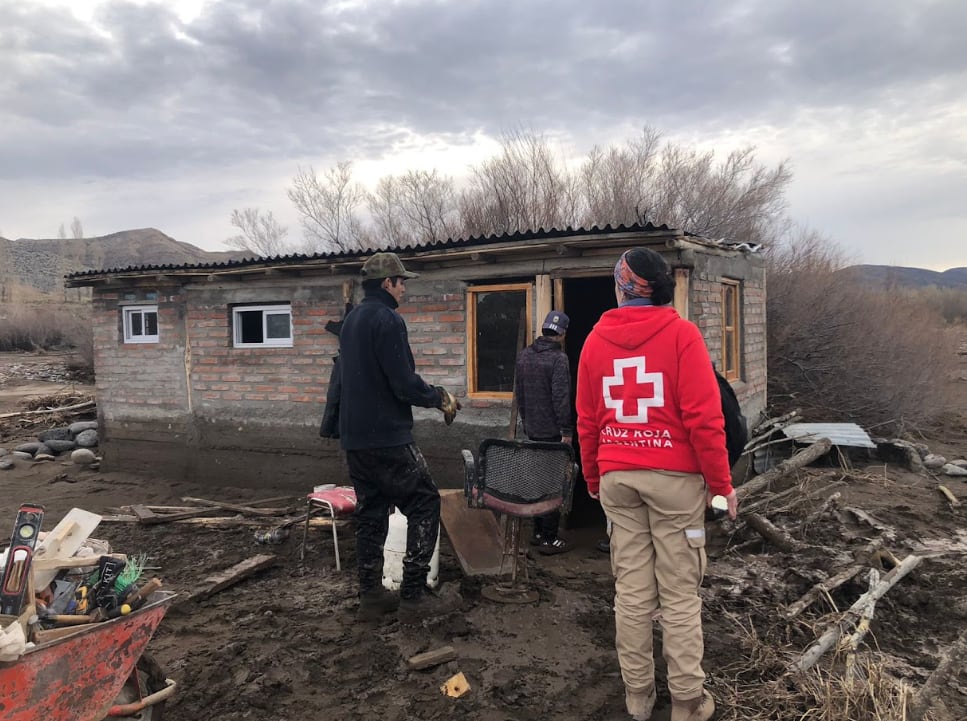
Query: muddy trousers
xmin=529 ymin=434 xmax=562 ymax=540
xmin=346 ymin=444 xmax=441 ymax=600
xmin=600 ymin=469 xmax=708 ymax=701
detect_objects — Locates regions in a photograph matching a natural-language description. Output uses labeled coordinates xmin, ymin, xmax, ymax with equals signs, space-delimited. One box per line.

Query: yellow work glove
xmin=437 ymin=387 xmax=462 ymax=425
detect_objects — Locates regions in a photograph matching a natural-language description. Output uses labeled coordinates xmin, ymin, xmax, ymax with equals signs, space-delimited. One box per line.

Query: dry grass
xmin=710 ymin=613 xmax=937 ymax=721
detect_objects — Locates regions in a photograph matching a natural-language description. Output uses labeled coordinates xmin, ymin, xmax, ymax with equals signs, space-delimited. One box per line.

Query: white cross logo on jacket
xmin=603 ymin=356 xmax=664 ymax=423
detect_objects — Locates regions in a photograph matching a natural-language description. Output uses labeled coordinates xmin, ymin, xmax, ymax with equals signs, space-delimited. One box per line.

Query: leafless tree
xmin=369 ymin=170 xmax=459 ymax=247
xmin=578 ymin=128 xmax=662 ymax=226
xmin=57 ymin=223 xmax=66 ymax=239
xmin=459 ymin=130 xmax=577 ymax=237
xmin=70 ymin=217 xmax=83 ymax=239
xmin=224 ymin=208 xmax=290 ymax=257
xmin=287 ymin=162 xmax=366 ymax=253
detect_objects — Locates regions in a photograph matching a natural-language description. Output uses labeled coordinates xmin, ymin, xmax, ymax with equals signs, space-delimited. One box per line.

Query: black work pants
xmin=346 ymin=443 xmax=440 ymax=599
xmin=529 ymin=434 xmax=563 ymax=540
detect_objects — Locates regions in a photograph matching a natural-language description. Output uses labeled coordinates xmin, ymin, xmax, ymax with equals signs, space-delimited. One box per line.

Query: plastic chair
xmin=463 ymin=439 xmax=575 ymax=603
xmin=299 ymin=486 xmax=357 ymax=571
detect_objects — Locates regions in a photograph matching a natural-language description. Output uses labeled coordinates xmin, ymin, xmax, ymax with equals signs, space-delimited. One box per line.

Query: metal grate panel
xmin=479 ymin=440 xmax=573 ymax=505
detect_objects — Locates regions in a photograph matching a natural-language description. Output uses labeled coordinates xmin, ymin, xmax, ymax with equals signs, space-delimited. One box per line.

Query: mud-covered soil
xmin=2 ymin=350 xmax=967 ymax=721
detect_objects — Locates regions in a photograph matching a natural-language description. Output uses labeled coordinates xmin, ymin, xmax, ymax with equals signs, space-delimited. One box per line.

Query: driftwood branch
xmin=744 ymin=512 xmax=804 ymax=552
xmin=785 ymin=538 xmax=886 ymax=620
xmin=180 ymin=496 xmax=296 ymax=517
xmin=737 ymin=438 xmax=833 ymax=502
xmin=0 ymin=400 xmax=96 ymax=420
xmin=793 ymin=554 xmax=922 ymax=672
xmin=937 ymin=485 xmax=960 ymax=508
xmin=907 ymin=626 xmax=967 ymax=721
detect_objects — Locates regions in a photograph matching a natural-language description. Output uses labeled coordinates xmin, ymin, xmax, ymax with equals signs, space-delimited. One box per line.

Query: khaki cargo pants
xmin=600 ymin=469 xmax=707 ymax=700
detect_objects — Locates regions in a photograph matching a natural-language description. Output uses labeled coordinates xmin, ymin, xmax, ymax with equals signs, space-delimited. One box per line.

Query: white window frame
xmin=122 ymin=305 xmax=159 ymax=344
xmin=232 ymin=304 xmax=293 ymax=348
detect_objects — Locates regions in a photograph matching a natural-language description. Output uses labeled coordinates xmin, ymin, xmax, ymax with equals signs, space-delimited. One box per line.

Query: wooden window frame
xmin=721 ymin=280 xmax=741 ymax=382
xmin=466 ymin=282 xmax=532 ymax=399
xmin=122 ymin=305 xmax=159 ymax=344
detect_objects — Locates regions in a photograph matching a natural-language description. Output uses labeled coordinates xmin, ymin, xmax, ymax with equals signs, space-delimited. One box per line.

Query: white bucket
xmin=381 ymin=507 xmax=440 ymax=591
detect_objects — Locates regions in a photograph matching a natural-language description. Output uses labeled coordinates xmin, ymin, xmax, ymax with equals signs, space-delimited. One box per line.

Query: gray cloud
xmin=0 ymin=0 xmax=965 ymax=267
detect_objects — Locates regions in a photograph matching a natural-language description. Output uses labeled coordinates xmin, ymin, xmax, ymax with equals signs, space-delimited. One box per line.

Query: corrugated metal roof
xmin=64 ymin=222 xmax=758 ymax=281
xmin=781 ymin=422 xmax=876 ymax=449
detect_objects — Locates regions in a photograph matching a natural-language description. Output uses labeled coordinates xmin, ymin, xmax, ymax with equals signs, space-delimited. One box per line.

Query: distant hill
xmin=837 ymin=264 xmax=967 ymax=291
xmin=0 ymin=228 xmax=249 ymax=296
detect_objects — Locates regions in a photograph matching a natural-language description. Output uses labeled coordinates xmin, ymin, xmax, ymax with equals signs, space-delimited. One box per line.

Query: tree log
xmin=792 ymin=554 xmax=922 ymax=672
xmin=737 ymin=438 xmax=833 ymax=502
xmin=907 ymin=626 xmax=967 ymax=721
xmin=744 ymin=512 xmax=804 ymax=552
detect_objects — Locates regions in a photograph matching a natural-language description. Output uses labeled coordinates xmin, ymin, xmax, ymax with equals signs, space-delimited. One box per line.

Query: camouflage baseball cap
xmin=360 ymin=252 xmax=419 ymax=280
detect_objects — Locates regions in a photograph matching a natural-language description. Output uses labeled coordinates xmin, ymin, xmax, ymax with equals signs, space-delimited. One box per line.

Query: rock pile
xmin=0 ymin=421 xmax=100 ymax=471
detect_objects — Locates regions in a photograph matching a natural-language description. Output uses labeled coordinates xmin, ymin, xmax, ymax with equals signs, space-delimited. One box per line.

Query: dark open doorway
xmin=562 ymin=275 xmax=617 ymax=530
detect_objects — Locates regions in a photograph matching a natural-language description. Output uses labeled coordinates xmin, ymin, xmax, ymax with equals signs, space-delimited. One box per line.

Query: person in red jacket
xmin=576 ymin=247 xmax=738 ymax=721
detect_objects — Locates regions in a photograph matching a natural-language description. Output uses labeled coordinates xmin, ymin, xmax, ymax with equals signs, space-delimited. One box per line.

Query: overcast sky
xmin=1 ymin=0 xmax=965 ymax=270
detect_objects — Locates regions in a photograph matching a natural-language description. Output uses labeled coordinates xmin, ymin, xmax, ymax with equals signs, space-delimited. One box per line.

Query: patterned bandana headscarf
xmin=614 ymin=250 xmax=652 ymax=299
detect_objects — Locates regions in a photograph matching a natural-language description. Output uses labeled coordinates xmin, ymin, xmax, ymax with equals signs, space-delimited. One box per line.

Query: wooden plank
xmin=180 ymin=496 xmax=294 ymax=517
xmin=181 ymin=555 xmax=278 ymax=604
xmin=33 ymin=553 xmax=126 ymax=572
xmin=34 ymin=508 xmax=102 ymax=590
xmin=407 ymin=645 xmax=457 ymax=670
xmin=439 ymin=490 xmax=503 ymax=577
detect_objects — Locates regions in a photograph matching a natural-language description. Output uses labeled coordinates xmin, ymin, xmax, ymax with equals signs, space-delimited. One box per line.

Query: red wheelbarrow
xmin=0 ymin=590 xmax=177 ymax=721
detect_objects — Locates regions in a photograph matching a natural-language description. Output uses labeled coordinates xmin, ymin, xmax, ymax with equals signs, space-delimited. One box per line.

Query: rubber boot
xmin=670 ymin=690 xmax=715 ymax=721
xmin=625 ymin=686 xmax=657 ymax=721
xmin=357 ymin=587 xmax=399 ymax=622
xmin=397 ymin=584 xmax=463 ymax=625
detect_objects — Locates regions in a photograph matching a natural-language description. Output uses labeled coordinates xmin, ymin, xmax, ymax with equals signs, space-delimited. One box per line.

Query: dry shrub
xmin=0 ymin=303 xmax=70 ymax=351
xmin=713 ymin=614 xmax=935 ymax=721
xmin=766 ymin=233 xmax=957 ymax=434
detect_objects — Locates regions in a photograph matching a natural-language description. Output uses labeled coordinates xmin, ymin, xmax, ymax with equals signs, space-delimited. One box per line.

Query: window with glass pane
xmin=232 ymin=304 xmax=293 ymax=347
xmin=721 ymin=281 xmax=740 ymax=381
xmin=468 ymin=284 xmax=531 ymax=396
xmin=123 ymin=305 xmax=159 ymax=344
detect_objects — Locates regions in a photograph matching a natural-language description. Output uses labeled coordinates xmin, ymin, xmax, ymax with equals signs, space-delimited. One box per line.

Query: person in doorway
xmin=338 ymin=252 xmax=463 ymax=624
xmin=576 ymin=248 xmax=738 ymax=721
xmin=514 ymin=310 xmax=573 ymax=555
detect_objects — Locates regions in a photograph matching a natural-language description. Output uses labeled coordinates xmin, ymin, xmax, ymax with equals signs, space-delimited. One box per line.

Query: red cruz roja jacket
xmin=576 ymin=305 xmax=733 ymax=498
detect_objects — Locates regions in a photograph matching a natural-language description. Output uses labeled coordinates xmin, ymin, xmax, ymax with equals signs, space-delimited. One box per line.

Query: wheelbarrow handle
xmin=105 ymin=678 xmax=177 ymax=717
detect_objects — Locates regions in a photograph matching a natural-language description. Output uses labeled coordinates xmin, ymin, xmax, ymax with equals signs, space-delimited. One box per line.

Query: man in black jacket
xmin=338 ymin=252 xmax=461 ymax=624
xmin=514 ymin=310 xmax=573 ymax=555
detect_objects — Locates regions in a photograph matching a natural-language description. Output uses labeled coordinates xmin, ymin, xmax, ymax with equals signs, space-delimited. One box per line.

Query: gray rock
xmin=34 ymin=453 xmax=56 ymax=462
xmin=0 ymin=458 xmax=14 ymax=470
xmin=941 ymin=463 xmax=967 ymax=477
xmin=0 ymin=448 xmax=7 ymax=457
xmin=951 ymin=459 xmax=967 ymax=468
xmin=12 ymin=451 xmax=33 ymax=460
xmin=14 ymin=442 xmax=43 ymax=455
xmin=75 ymin=429 xmax=98 ymax=448
xmin=923 ymin=453 xmax=947 ymax=469
xmin=69 ymin=421 xmax=98 ymax=436
xmin=71 ymin=448 xmax=97 ymax=465
xmin=39 ymin=427 xmax=72 ymax=442
xmin=44 ymin=439 xmax=77 ymax=454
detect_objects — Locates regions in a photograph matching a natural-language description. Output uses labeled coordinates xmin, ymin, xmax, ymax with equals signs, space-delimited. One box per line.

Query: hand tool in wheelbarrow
xmin=0 ymin=503 xmax=45 ymax=616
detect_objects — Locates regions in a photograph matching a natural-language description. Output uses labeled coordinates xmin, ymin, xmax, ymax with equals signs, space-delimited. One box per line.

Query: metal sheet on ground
xmin=439 ymin=490 xmax=504 ymax=576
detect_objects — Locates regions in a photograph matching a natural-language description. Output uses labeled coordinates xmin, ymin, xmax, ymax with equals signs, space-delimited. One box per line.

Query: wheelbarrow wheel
xmin=104 ymin=652 xmax=169 ymax=720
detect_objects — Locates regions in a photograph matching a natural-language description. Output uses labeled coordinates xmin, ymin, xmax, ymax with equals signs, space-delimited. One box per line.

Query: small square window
xmin=232 ymin=304 xmax=293 ymax=348
xmin=123 ymin=305 xmax=159 ymax=344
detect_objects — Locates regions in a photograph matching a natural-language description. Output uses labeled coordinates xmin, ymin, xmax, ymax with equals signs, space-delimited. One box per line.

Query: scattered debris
xmin=408 ymin=645 xmax=457 ymax=671
xmin=179 ymin=554 xmax=278 ymax=605
xmin=440 ymin=671 xmax=470 ymax=698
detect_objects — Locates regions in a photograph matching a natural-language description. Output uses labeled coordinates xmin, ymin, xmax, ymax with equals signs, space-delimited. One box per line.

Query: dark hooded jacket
xmin=514 ymin=335 xmax=572 ymax=440
xmin=337 ymin=288 xmax=441 ymax=450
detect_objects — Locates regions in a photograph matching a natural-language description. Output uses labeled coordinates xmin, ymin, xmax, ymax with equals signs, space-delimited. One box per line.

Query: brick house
xmin=66 ymin=223 xmax=766 ymax=513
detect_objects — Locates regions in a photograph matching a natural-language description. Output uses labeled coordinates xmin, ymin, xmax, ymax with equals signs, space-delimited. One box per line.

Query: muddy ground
xmin=1 ymin=350 xmax=966 ymax=721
